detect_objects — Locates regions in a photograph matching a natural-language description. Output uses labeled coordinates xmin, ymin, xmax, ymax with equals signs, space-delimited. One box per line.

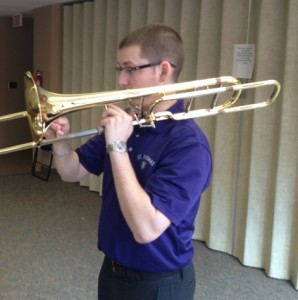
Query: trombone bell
xmin=24 ymin=71 xmax=45 ymax=143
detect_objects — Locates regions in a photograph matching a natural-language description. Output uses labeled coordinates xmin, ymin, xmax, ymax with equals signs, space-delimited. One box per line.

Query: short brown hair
xmin=119 ymin=24 xmax=184 ymax=81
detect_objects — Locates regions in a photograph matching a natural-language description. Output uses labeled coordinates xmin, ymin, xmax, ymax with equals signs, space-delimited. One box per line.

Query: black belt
xmin=105 ymin=257 xmax=191 ymax=280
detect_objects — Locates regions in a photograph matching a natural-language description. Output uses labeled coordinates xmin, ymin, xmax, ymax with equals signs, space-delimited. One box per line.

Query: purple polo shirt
xmin=76 ymin=101 xmax=212 ymax=272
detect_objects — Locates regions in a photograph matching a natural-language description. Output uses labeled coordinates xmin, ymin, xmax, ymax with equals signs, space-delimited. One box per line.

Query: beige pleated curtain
xmin=62 ymin=0 xmax=298 ymax=290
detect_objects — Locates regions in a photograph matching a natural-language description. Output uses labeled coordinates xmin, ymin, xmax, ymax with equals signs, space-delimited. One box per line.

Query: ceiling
xmin=0 ymin=0 xmax=76 ymax=17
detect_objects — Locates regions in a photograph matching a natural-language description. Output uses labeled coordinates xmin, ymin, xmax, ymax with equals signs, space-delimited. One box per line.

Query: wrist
xmin=53 ymin=142 xmax=71 ymax=158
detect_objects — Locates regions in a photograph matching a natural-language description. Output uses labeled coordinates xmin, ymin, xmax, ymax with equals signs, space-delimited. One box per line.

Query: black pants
xmin=98 ymin=257 xmax=195 ymax=300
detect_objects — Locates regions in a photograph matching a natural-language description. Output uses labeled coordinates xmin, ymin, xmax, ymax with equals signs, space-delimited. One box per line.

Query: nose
xmin=117 ymin=71 xmax=129 ymax=89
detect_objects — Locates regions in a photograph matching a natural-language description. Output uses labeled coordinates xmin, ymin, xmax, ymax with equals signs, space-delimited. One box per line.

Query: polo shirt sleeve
xmin=146 ymin=132 xmax=212 ymax=226
xmin=75 ymin=134 xmax=106 ymax=176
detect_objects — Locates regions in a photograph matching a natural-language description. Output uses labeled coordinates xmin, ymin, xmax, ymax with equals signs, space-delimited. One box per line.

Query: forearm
xmin=109 ymin=152 xmax=170 ymax=243
xmin=52 ymin=142 xmax=85 ymax=182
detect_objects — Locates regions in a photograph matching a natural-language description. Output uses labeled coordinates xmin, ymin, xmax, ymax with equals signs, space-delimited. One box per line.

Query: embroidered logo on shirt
xmin=137 ymin=154 xmax=156 ymax=170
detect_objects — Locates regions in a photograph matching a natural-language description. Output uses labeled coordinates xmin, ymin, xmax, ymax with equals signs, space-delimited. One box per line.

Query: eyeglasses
xmin=115 ymin=62 xmax=161 ymax=74
xmin=115 ymin=62 xmax=176 ymax=74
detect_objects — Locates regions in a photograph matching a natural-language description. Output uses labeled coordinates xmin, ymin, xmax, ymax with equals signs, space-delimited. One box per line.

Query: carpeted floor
xmin=0 ymin=172 xmax=297 ymax=299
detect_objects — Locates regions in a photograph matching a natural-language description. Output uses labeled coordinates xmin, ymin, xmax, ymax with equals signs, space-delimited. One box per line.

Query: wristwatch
xmin=106 ymin=140 xmax=127 ymax=153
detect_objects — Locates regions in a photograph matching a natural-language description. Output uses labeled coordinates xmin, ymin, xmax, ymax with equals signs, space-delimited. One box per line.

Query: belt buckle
xmin=111 ymin=261 xmax=117 ymax=272
xmin=111 ymin=261 xmax=123 ymax=273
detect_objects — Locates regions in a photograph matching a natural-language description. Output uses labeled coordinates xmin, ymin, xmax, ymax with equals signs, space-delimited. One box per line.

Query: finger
xmin=105 ymin=104 xmax=127 ymax=114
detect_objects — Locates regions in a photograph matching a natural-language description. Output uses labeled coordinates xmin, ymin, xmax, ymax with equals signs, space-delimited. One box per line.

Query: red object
xmin=34 ymin=70 xmax=43 ymax=86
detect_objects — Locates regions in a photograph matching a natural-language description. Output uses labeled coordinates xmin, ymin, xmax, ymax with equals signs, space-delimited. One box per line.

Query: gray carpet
xmin=0 ymin=172 xmax=297 ymax=300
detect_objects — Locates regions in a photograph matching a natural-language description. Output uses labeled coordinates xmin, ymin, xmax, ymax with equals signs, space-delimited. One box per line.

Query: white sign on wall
xmin=232 ymin=44 xmax=255 ymax=79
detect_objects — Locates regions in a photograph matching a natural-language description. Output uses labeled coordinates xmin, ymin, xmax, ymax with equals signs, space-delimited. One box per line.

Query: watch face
xmin=107 ymin=140 xmax=127 ymax=153
xmin=115 ymin=140 xmax=127 ymax=153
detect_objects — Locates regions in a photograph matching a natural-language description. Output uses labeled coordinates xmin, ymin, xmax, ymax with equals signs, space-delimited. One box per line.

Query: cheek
xmin=132 ymin=78 xmax=151 ymax=89
xmin=132 ymin=71 xmax=160 ymax=89
xmin=136 ymin=76 xmax=158 ymax=88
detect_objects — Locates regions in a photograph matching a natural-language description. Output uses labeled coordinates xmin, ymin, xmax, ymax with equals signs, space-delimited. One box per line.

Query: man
xmin=46 ymin=24 xmax=212 ymax=300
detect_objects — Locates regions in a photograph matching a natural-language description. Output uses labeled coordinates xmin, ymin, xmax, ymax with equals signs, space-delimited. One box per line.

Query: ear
xmin=158 ymin=61 xmax=173 ymax=84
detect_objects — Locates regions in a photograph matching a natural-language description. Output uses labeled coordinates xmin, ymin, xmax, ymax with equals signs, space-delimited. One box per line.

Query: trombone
xmin=0 ymin=71 xmax=281 ymax=155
